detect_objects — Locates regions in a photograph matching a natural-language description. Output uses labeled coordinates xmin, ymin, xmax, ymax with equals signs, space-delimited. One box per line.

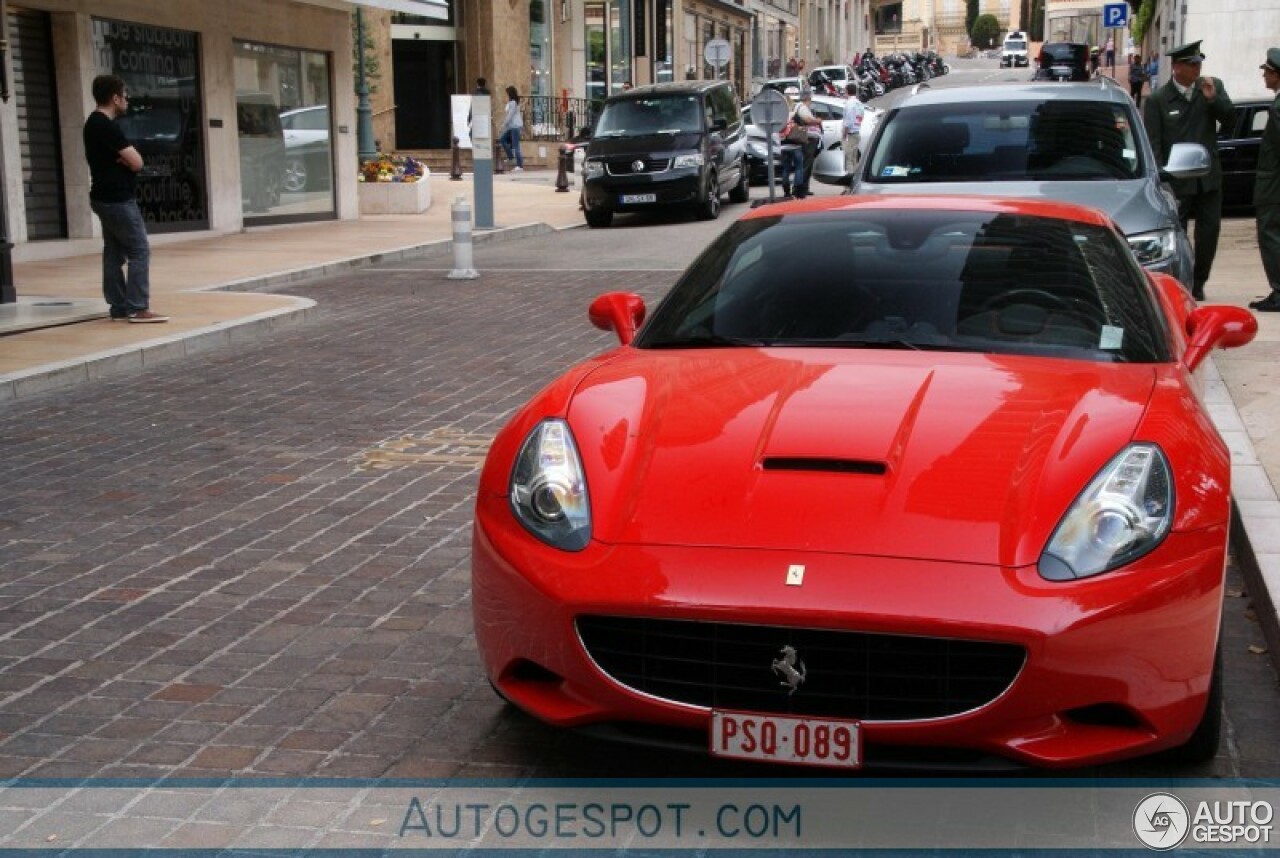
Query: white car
xmin=743 ymin=94 xmax=882 ymax=186
xmin=279 ymin=104 xmax=331 ymax=193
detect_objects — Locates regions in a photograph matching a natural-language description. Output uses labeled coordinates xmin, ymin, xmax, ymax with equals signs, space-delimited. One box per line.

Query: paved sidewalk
xmin=0 ymin=171 xmax=1278 ymax=670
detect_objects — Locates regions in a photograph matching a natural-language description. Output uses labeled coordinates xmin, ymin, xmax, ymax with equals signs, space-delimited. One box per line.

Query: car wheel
xmin=728 ymin=160 xmax=750 ymax=203
xmin=697 ymin=173 xmax=721 ymax=220
xmin=585 ymin=207 xmax=613 ymax=228
xmin=1165 ymin=641 xmax=1223 ymax=763
xmin=283 ymin=157 xmax=308 ymax=193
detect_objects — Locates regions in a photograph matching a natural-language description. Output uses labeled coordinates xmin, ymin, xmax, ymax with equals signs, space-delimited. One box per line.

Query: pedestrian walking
xmin=792 ymin=89 xmax=823 ymax=198
xmin=1147 ymin=54 xmax=1160 ymax=87
xmin=1105 ymin=36 xmax=1115 ymax=70
xmin=1128 ymin=53 xmax=1148 ymax=106
xmin=82 ymin=74 xmax=166 ymax=323
xmin=498 ymin=85 xmax=524 ymax=171
xmin=1142 ymin=40 xmax=1234 ymax=300
xmin=841 ymin=82 xmax=866 ymax=193
xmin=1250 ymin=48 xmax=1280 ymax=312
xmin=778 ymin=98 xmax=807 ymax=198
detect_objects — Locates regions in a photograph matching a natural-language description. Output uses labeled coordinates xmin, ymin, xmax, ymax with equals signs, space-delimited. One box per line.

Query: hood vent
xmin=762 ymin=457 xmax=887 ymax=475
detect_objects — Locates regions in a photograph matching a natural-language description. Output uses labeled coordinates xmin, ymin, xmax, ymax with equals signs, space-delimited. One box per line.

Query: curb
xmin=1205 ymin=360 xmax=1280 ymax=673
xmin=0 ymin=298 xmax=316 ymax=403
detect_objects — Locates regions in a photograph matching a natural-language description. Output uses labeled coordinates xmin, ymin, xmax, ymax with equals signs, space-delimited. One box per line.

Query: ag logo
xmin=1133 ymin=793 xmax=1189 ymax=850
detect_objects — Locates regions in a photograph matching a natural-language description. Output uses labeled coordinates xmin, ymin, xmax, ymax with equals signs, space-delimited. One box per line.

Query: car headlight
xmin=1039 ymin=444 xmax=1173 ymax=581
xmin=673 ymin=153 xmax=704 ymax=168
xmin=510 ymin=419 xmax=591 ymax=551
xmin=745 ymin=140 xmax=767 ymax=159
xmin=584 ymin=160 xmax=604 ymax=179
xmin=1127 ymin=228 xmax=1177 ymax=267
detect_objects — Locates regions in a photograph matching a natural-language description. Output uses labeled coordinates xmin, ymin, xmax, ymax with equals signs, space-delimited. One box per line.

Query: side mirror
xmin=588 ymin=292 xmax=646 ymax=346
xmin=712 ymin=117 xmax=728 ymax=132
xmin=1160 ymin=142 xmax=1211 ymax=181
xmin=1183 ymin=304 xmax=1257 ymax=372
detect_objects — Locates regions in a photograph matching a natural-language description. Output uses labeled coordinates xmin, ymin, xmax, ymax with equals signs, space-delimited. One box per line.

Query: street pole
xmin=0 ymin=1 xmax=15 ymax=304
xmin=355 ymin=7 xmax=377 ymax=162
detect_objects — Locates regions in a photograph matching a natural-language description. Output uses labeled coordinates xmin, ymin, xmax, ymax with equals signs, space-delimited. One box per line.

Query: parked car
xmin=1001 ymin=30 xmax=1030 ymax=67
xmin=472 ymin=193 xmax=1256 ymax=770
xmin=853 ymin=81 xmax=1208 ymax=287
xmin=1033 ymin=42 xmax=1092 ymax=82
xmin=742 ymin=95 xmax=882 ymax=186
xmin=761 ymin=76 xmax=806 ymax=97
xmin=579 ymin=81 xmax=749 ymax=228
xmin=279 ymin=104 xmax=332 ymax=193
xmin=808 ymin=64 xmax=855 ymax=95
xmin=1219 ymin=97 xmax=1271 ymax=211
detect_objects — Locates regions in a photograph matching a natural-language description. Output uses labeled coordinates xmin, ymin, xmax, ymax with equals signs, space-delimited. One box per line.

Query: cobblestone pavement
xmin=0 ymin=217 xmax=1278 ymax=783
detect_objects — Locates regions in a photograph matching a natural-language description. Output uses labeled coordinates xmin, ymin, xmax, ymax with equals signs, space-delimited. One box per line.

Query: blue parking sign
xmin=1103 ymin=2 xmax=1128 ymax=27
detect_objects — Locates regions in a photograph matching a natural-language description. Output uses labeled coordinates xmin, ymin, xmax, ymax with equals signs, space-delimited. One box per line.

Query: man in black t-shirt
xmin=83 ymin=74 xmax=167 ymax=323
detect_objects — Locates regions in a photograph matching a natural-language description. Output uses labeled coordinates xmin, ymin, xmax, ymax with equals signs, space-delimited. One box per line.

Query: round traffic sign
xmin=749 ymin=88 xmax=789 ymax=132
xmin=704 ymin=38 xmax=731 ymax=68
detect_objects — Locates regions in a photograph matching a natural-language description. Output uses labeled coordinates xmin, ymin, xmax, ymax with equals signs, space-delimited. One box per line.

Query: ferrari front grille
xmin=576 ymin=616 xmax=1025 ymax=721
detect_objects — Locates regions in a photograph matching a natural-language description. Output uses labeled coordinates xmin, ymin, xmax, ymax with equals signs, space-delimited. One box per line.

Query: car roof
xmin=612 ymin=81 xmax=731 ymax=99
xmin=894 ymin=81 xmax=1130 ymax=108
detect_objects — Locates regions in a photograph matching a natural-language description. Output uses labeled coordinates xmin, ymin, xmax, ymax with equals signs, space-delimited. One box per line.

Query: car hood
xmin=856 ymin=179 xmax=1170 ymax=236
xmin=567 ymin=349 xmax=1156 ymax=566
xmin=587 ymin=133 xmax=702 ymax=157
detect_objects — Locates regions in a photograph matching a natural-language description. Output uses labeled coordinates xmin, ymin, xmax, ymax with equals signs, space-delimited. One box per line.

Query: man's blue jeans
xmin=780 ymin=146 xmax=805 ymax=195
xmin=91 ymin=198 xmax=151 ymax=314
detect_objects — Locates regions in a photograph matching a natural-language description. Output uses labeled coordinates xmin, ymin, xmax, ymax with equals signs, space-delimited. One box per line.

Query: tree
xmin=971 ymin=14 xmax=1001 ymax=50
xmin=1029 ymin=0 xmax=1046 ymax=40
xmin=966 ymin=0 xmax=980 ymax=36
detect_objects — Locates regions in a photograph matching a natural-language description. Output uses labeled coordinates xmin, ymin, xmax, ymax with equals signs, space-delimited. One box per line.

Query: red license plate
xmin=710 ymin=709 xmax=862 ymax=769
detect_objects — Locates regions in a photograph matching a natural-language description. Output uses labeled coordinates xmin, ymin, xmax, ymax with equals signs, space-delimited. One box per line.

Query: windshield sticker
xmin=1123 ymin=148 xmax=1136 ymax=160
xmin=882 ymin=166 xmax=912 ymax=177
xmin=1100 ymin=325 xmax=1124 ymax=350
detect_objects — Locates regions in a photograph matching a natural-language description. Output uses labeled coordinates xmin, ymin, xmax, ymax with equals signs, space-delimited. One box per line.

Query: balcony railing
xmin=513 ymin=95 xmax=600 ymax=142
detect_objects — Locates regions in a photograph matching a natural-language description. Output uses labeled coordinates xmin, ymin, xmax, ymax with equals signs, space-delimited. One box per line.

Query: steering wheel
xmin=981 ymin=288 xmax=1071 ymax=313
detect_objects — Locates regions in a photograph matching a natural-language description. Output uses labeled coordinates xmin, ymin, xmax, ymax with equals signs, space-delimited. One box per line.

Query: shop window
xmin=234 ymin=40 xmax=333 ymax=223
xmin=92 ymin=18 xmax=207 ymax=233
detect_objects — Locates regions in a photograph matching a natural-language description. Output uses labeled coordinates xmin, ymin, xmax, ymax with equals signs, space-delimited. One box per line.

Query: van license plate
xmin=621 ymin=193 xmax=656 ymax=204
xmin=710 ymin=710 xmax=862 ymax=769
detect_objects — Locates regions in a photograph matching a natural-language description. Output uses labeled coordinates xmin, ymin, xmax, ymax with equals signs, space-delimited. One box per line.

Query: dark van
xmin=1033 ymin=43 xmax=1092 ymax=82
xmin=580 ymin=81 xmax=749 ymax=228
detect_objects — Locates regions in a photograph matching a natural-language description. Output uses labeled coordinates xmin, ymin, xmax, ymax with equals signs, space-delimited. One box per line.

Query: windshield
xmin=594 ymin=95 xmax=703 ymax=137
xmin=1042 ymin=43 xmax=1088 ymax=64
xmin=635 ymin=210 xmax=1169 ymax=363
xmin=1005 ymin=41 xmax=1027 ymax=51
xmin=866 ymin=100 xmax=1143 ymax=182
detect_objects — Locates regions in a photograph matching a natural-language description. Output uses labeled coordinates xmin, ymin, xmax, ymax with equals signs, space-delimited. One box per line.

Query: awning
xmin=346 ymin=0 xmax=448 ymax=19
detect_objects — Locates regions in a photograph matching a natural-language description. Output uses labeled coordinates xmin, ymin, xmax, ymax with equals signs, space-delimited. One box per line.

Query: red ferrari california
xmin=471 ymin=195 xmax=1256 ymax=770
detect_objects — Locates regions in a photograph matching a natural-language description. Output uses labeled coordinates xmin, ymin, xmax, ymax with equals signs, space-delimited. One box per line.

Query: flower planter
xmin=359 ymin=173 xmax=432 ymax=215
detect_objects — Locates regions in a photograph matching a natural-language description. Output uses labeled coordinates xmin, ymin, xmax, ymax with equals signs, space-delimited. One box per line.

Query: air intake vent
xmin=762 ymin=457 xmax=887 ymax=475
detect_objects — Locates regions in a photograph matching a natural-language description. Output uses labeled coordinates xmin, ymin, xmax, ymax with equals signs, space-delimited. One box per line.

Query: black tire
xmin=697 ymin=173 xmax=722 ymax=220
xmin=585 ymin=207 xmax=613 ymax=228
xmin=728 ymin=160 xmax=750 ymax=204
xmin=1165 ymin=641 xmax=1223 ymax=764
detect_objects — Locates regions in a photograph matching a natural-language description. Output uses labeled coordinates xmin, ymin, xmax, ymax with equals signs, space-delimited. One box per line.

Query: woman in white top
xmin=499 ymin=85 xmax=524 ymax=171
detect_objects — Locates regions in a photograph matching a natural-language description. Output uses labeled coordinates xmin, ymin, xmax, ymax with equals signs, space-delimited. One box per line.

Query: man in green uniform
xmin=1142 ymin=41 xmax=1234 ymax=301
xmin=1250 ymin=48 xmax=1280 ymax=312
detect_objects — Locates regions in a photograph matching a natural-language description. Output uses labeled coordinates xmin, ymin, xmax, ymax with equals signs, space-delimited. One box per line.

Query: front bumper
xmin=582 ymin=168 xmax=703 ymax=214
xmin=472 ymin=499 xmax=1226 ymax=769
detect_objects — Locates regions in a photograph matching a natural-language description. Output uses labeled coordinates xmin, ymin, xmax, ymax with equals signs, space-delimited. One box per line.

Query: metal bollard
xmin=449 ymin=136 xmax=462 ymax=181
xmin=493 ymin=140 xmax=506 ymax=174
xmin=446 ymin=196 xmax=479 ymax=280
xmin=555 ymin=145 xmax=571 ymax=192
